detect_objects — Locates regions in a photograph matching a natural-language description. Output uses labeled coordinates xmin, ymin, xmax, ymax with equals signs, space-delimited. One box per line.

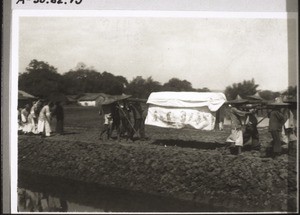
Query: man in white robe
xmin=37 ymin=101 xmax=52 ymax=137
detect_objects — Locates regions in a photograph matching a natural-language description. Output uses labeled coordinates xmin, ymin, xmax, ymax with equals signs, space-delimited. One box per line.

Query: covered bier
xmin=145 ymin=92 xmax=227 ymax=130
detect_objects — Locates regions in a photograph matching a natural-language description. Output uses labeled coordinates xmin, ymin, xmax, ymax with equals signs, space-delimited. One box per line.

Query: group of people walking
xmin=225 ymin=96 xmax=297 ymax=158
xmin=99 ymin=100 xmax=147 ymax=141
xmin=19 ymin=94 xmax=296 ymax=158
xmin=18 ymin=100 xmax=64 ymax=137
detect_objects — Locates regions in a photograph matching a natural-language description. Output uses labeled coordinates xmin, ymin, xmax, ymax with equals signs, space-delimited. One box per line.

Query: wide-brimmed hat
xmin=227 ymin=94 xmax=248 ymax=104
xmin=247 ymin=92 xmax=264 ymax=101
xmin=267 ymin=96 xmax=290 ymax=107
xmin=282 ymin=95 xmax=297 ymax=104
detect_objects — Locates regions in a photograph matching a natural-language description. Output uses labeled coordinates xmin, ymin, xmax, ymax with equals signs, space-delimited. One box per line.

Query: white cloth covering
xmin=146 ymin=92 xmax=226 ymax=112
xmin=145 ymin=92 xmax=226 ymax=130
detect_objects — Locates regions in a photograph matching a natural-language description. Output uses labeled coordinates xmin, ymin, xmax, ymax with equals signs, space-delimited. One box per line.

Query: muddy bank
xmin=18 ymin=136 xmax=297 ymax=212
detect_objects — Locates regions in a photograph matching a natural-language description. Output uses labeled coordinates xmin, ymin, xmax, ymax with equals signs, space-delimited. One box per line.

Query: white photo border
xmin=10 ymin=9 xmax=298 ymax=214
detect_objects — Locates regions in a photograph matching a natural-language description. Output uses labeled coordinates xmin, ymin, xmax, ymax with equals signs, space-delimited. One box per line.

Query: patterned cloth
xmin=145 ymin=105 xmax=216 ymax=130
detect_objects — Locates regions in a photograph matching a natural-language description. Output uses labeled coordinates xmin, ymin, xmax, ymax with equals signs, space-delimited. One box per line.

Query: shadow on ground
xmin=151 ymin=139 xmax=227 ymax=150
xmin=60 ymin=132 xmax=79 ymax=135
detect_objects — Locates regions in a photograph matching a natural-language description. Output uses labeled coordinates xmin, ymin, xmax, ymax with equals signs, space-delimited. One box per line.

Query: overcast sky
xmin=19 ymin=16 xmax=295 ymax=92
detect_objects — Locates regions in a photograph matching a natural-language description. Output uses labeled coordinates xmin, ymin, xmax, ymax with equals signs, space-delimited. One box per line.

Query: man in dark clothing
xmin=116 ymin=101 xmax=134 ymax=141
xmin=243 ymin=108 xmax=260 ymax=151
xmin=267 ymin=107 xmax=286 ymax=157
xmin=129 ymin=101 xmax=146 ymax=140
xmin=140 ymin=106 xmax=148 ymax=140
xmin=54 ymin=102 xmax=64 ymax=135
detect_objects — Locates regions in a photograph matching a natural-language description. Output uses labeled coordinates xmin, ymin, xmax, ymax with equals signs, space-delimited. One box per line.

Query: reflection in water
xmin=18 ymin=171 xmax=229 ymax=212
xmin=18 ymin=188 xmax=68 ymax=212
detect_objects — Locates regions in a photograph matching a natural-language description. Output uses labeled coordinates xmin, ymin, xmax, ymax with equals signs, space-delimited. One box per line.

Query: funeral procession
xmin=17 ymin=64 xmax=298 ymax=213
xmin=15 ymin=14 xmax=298 ymax=214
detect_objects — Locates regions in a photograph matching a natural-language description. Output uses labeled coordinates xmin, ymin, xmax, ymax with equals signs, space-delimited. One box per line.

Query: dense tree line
xmin=224 ymin=78 xmax=297 ymax=101
xmin=19 ymin=61 xmax=128 ymax=97
xmin=19 ymin=60 xmax=296 ymax=100
xmin=19 ymin=60 xmax=64 ymax=97
xmin=19 ymin=60 xmax=210 ymax=99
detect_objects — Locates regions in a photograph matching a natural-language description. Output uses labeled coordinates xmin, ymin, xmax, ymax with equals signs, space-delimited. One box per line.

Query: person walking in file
xmin=266 ymin=97 xmax=289 ymax=158
xmin=226 ymin=95 xmax=252 ymax=155
xmin=37 ymin=101 xmax=53 ymax=137
xmin=99 ymin=104 xmax=114 ymax=141
xmin=53 ymin=101 xmax=64 ymax=135
xmin=242 ymin=106 xmax=261 ymax=151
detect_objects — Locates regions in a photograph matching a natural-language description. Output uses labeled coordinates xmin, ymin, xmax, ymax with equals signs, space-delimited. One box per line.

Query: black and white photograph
xmin=6 ymin=0 xmax=298 ymax=213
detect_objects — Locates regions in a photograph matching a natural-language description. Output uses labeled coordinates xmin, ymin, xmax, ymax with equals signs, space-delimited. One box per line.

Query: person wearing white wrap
xmin=37 ymin=101 xmax=53 ymax=137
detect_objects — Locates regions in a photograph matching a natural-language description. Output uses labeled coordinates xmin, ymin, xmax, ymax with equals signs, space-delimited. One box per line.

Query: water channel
xmin=18 ymin=171 xmax=229 ymax=213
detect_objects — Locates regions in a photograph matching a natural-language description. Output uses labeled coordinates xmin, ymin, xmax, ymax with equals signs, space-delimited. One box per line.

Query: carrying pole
xmin=257 ymin=110 xmax=272 ymax=125
xmin=117 ymin=104 xmax=138 ymax=135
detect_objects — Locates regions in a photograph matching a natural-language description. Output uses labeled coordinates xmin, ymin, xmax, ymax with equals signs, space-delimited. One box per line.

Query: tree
xmin=143 ymin=76 xmax=162 ymax=98
xmin=162 ymin=78 xmax=194 ymax=92
xmin=19 ymin=59 xmax=64 ymax=98
xmin=62 ymin=69 xmax=103 ymax=94
xmin=282 ymin=86 xmax=297 ymax=96
xmin=126 ymin=76 xmax=162 ymax=98
xmin=101 ymin=71 xmax=127 ymax=95
xmin=196 ymin=87 xmax=210 ymax=92
xmin=115 ymin=75 xmax=129 ymax=89
xmin=62 ymin=67 xmax=128 ymax=95
xmin=224 ymin=79 xmax=259 ymax=100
